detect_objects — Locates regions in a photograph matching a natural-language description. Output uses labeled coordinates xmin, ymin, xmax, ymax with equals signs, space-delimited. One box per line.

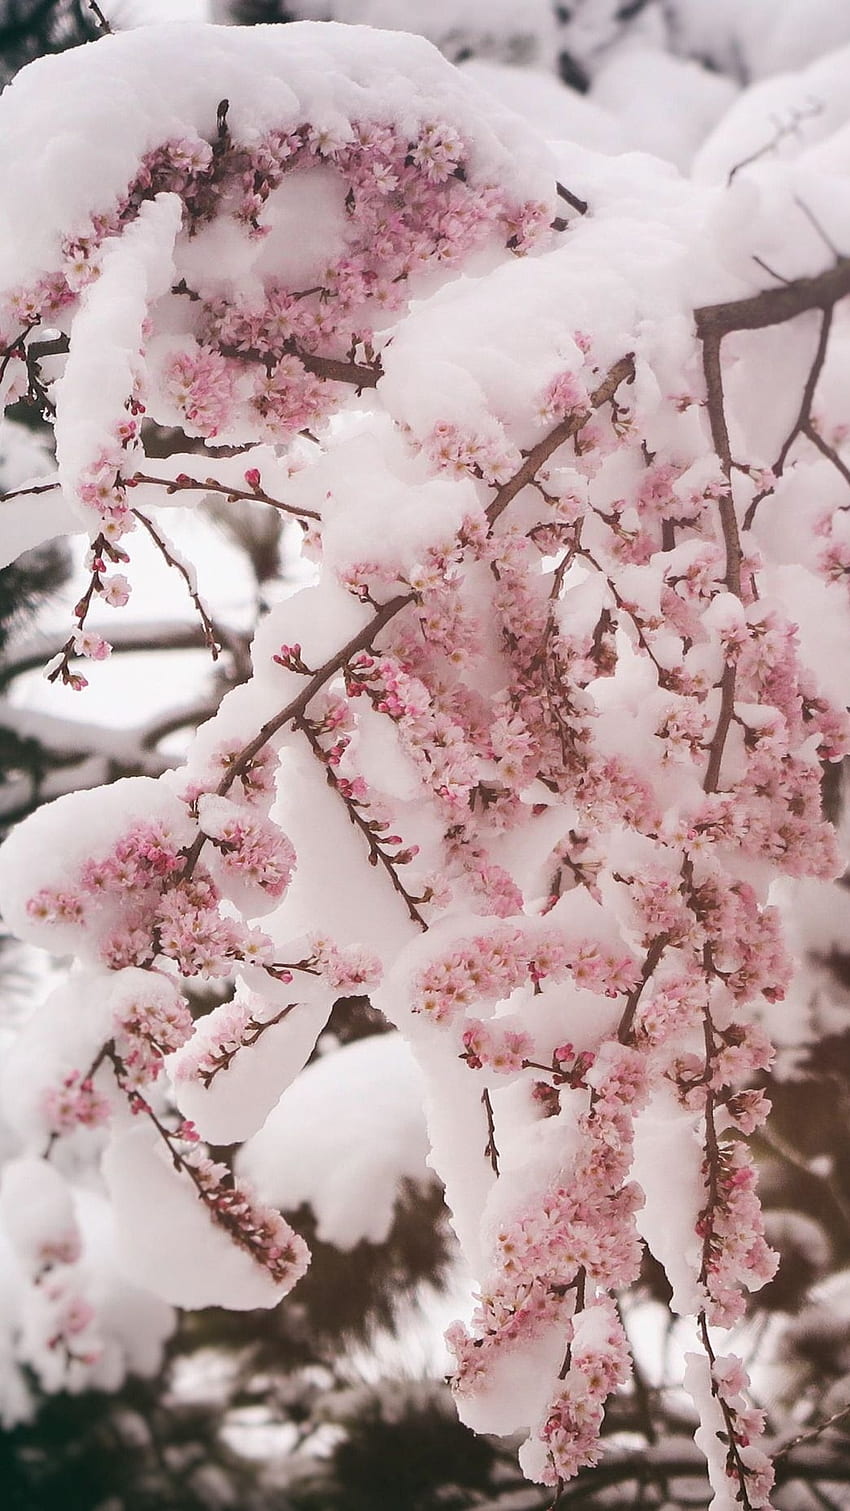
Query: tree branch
xmin=695 ymin=258 xmax=850 ymax=339
xmin=178 ymin=592 xmax=414 ymax=881
xmin=130 ymin=469 xmax=321 ymax=522
xmin=221 ymin=340 xmax=382 ymax=389
xmin=744 ymin=305 xmax=833 ymax=527
xmin=131 ymin=508 xmax=224 ymax=660
xmin=486 ymin=355 xmax=635 ymax=527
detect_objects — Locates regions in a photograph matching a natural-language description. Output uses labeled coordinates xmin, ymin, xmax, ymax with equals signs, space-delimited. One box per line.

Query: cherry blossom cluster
xmin=709 ymin=1354 xmax=775 ymax=1508
xmin=536 ymin=1298 xmax=632 ymax=1483
xmin=413 ymin=923 xmax=638 ymax=1027
xmin=43 ymin=1071 xmax=111 ymax=1136
xmin=25 ymin=808 xmax=287 ymax=979
xmin=110 ymin=1062 xmax=310 ymax=1291
xmin=0 ymin=88 xmax=550 ymax=694
xmin=171 ymin=994 xmax=296 ymax=1089
xmin=171 ymin=937 xmax=381 ymax=1088
xmin=0 ymin=109 xmax=548 ymax=456
xmin=447 ymin=1043 xmax=648 ymax=1486
xmin=196 ymin=794 xmax=297 ymax=901
xmin=175 ymin=1144 xmax=310 ymax=1290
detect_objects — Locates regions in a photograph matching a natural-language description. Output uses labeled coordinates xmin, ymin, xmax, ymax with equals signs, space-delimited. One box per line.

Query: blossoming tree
xmin=2 ymin=15 xmax=850 ymax=1508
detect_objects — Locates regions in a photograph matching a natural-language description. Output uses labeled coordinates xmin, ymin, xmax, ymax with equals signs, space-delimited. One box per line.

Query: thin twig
xmin=556 ymin=181 xmax=588 ymax=216
xmin=617 ymin=934 xmax=669 ymax=1041
xmin=296 ymin=712 xmax=428 ymax=929
xmin=726 ymin=101 xmax=823 ymax=186
xmin=744 ymin=305 xmax=833 ymax=527
xmin=794 ymin=196 xmax=841 ymax=261
xmin=486 ymin=355 xmax=635 ymax=528
xmin=178 ymin=592 xmax=415 ymax=883
xmin=481 ymin=1087 xmax=500 ymax=1174
xmin=774 ymin=1402 xmax=850 ymax=1462
xmin=802 ymin=421 xmax=850 ymax=488
xmin=130 ymin=469 xmax=320 ymax=522
xmin=1 ymin=479 xmax=59 ymax=504
xmin=131 ymin=507 xmax=223 ymax=659
xmin=87 ymin=0 xmax=113 ymax=31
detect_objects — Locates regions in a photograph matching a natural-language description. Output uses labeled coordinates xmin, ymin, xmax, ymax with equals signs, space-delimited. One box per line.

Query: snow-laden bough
xmin=2 ymin=20 xmax=850 ymax=1506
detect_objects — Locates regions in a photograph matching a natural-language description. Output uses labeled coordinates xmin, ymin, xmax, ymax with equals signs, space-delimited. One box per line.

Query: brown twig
xmin=694 ymin=258 xmax=850 ymax=339
xmin=1 ymin=479 xmax=60 ymax=503
xmin=131 ymin=507 xmax=223 ymax=659
xmin=617 ymin=933 xmax=669 ymax=1042
xmin=486 ymin=355 xmax=635 ymax=528
xmin=481 ymin=1086 xmax=500 ymax=1174
xmin=703 ymin=662 xmax=736 ymax=794
xmin=178 ymin=592 xmax=414 ymax=883
xmin=221 ymin=340 xmax=382 ymax=389
xmin=198 ymin=1002 xmax=298 ymax=1087
xmin=556 ymin=181 xmax=588 ymax=217
xmin=744 ymin=305 xmax=834 ymax=527
xmin=296 ymin=712 xmax=428 ymax=929
xmin=87 ymin=0 xmax=113 ymax=32
xmin=726 ymin=100 xmax=823 ymax=186
xmin=774 ymin=1402 xmax=850 ymax=1462
xmin=802 ymin=421 xmax=850 ymax=489
xmin=130 ymin=469 xmax=320 ymax=522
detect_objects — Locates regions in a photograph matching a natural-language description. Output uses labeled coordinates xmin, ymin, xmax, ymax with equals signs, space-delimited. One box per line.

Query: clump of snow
xmin=103 ymin=1124 xmax=298 ymax=1309
xmin=238 ymin=1031 xmax=431 ymax=1247
xmin=0 ymin=21 xmax=554 ymax=290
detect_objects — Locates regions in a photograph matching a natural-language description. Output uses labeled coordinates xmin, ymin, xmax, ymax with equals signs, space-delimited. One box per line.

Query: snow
xmin=633 ymin=1090 xmax=704 ymax=1316
xmin=214 ymin=0 xmax=559 ymax=70
xmin=0 ymin=775 xmax=193 ymax=956
xmin=3 ymin=9 xmax=850 ymax=1498
xmin=238 ymin=1031 xmax=430 ymax=1247
xmin=103 ymin=1123 xmax=294 ymax=1309
xmin=0 ymin=1157 xmax=79 ymax=1274
xmin=0 ymin=420 xmax=72 ymax=568
xmin=54 ymin=193 xmax=182 ymax=522
xmin=169 ymin=977 xmax=335 ymax=1145
xmin=460 ymin=60 xmax=626 ymax=155
xmin=683 ymin=1350 xmax=739 ymax=1511
xmin=0 ymin=973 xmax=116 ymax=1148
xmin=590 ymin=46 xmax=737 ymax=172
xmin=0 ymin=21 xmax=554 ymax=291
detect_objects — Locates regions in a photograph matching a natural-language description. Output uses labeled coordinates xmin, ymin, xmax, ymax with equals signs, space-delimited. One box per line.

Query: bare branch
xmin=726 ymin=100 xmax=823 ymax=186
xmin=694 ymin=258 xmax=850 ymax=339
xmin=481 ymin=1087 xmax=500 ymax=1174
xmin=802 ymin=420 xmax=850 ymax=489
xmin=774 ymin=1402 xmax=850 ymax=1462
xmin=131 ymin=508 xmax=224 ymax=660
xmin=87 ymin=0 xmax=113 ymax=32
xmin=744 ymin=305 xmax=833 ymax=527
